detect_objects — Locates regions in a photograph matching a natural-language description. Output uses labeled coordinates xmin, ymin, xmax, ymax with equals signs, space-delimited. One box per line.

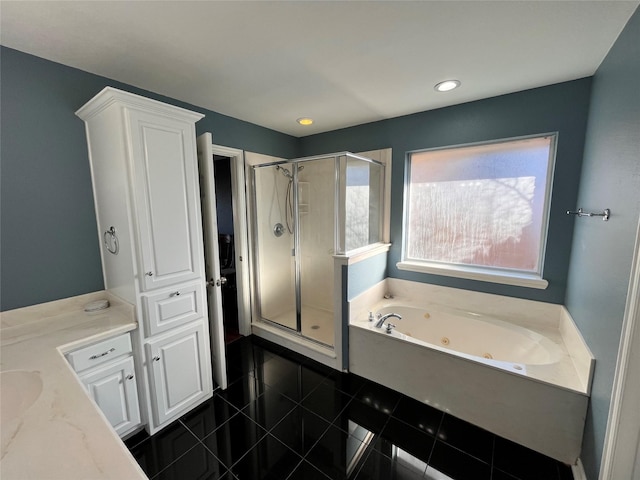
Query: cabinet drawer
xmin=67 ymin=333 xmax=132 ymax=372
xmin=142 ymin=282 xmax=205 ymax=337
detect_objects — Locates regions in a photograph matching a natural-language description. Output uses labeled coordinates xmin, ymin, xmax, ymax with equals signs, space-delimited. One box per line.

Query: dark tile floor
xmin=126 ymin=336 xmax=574 ymax=480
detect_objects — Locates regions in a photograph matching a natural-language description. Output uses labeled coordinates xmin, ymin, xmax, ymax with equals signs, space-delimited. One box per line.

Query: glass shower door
xmin=252 ymin=163 xmax=296 ymax=330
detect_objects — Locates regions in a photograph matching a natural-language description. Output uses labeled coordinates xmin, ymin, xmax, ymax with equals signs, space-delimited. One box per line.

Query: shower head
xmin=276 ymin=166 xmax=292 ymax=179
xmin=276 ymin=164 xmax=304 ymax=180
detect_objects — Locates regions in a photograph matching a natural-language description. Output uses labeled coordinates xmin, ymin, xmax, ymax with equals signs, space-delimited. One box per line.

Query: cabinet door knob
xmin=170 ymin=291 xmax=181 ymax=297
xmin=153 ymin=356 xmax=161 ymax=362
xmin=126 ymin=374 xmax=134 ymax=380
xmin=145 ymin=271 xmax=154 ymax=277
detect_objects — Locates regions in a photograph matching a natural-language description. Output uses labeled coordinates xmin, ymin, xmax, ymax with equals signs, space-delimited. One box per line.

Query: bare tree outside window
xmin=404 ymin=135 xmax=556 ymax=277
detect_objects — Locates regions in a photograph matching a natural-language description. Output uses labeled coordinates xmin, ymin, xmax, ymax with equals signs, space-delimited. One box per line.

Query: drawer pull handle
xmin=153 ymin=356 xmax=161 ymax=362
xmin=126 ymin=374 xmax=134 ymax=380
xmin=89 ymin=348 xmax=116 ymax=360
xmin=170 ymin=291 xmax=181 ymax=297
xmin=145 ymin=271 xmax=154 ymax=277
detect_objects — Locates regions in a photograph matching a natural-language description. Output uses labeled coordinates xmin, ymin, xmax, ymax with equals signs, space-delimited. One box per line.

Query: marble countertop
xmin=1 ymin=292 xmax=147 ymax=479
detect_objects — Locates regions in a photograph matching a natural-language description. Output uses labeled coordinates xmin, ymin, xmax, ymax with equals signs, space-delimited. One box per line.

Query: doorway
xmin=197 ymin=134 xmax=251 ymax=390
xmin=212 ymin=154 xmax=242 ymax=345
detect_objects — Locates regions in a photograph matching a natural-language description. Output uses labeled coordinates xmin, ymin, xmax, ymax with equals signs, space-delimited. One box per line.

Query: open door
xmin=197 ymin=133 xmax=228 ymax=390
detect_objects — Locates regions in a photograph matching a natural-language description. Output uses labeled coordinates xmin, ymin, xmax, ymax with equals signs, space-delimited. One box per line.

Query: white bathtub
xmin=375 ymin=305 xmax=564 ymax=370
xmin=348 ymin=279 xmax=594 ymax=465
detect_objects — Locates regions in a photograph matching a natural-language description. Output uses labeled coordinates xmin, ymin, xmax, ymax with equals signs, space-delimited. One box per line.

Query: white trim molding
xmin=572 ymin=458 xmax=588 ymax=480
xmin=333 ymin=243 xmax=391 ymax=266
xmin=396 ymin=260 xmax=549 ymax=289
xmin=599 ymin=215 xmax=640 ymax=480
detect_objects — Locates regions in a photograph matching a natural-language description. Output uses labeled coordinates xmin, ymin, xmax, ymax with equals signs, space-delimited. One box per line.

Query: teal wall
xmin=346 ymin=253 xmax=388 ymax=301
xmin=0 ymin=46 xmax=298 ymax=311
xmin=0 ymin=46 xmax=593 ymax=310
xmin=299 ymin=79 xmax=592 ymax=305
xmin=2 ymin=10 xmax=639 ymax=473
xmin=565 ymin=8 xmax=640 ymax=478
xmin=0 ymin=46 xmax=592 ymax=311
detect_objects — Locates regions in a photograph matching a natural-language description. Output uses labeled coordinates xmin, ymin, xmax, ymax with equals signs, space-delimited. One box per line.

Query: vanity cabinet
xmin=67 ymin=332 xmax=141 ymax=438
xmin=77 ymin=87 xmax=213 ymax=435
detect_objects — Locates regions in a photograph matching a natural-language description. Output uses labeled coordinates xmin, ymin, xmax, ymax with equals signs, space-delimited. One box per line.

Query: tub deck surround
xmin=365 ymin=304 xmax=588 ymax=394
xmin=351 ymin=278 xmax=594 ymax=394
xmin=0 ymin=292 xmax=147 ymax=480
xmin=348 ymin=278 xmax=595 ymax=465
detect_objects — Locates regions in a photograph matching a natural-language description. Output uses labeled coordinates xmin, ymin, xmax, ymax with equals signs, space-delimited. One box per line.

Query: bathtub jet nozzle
xmin=375 ymin=312 xmax=402 ymax=329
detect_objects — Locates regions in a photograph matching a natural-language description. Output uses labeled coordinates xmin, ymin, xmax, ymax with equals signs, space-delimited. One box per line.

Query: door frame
xmin=600 ymin=214 xmax=640 ymax=479
xmin=209 ymin=143 xmax=252 ymax=336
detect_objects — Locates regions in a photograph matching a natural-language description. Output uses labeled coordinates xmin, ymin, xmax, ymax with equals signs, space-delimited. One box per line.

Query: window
xmin=398 ymin=134 xmax=557 ymax=288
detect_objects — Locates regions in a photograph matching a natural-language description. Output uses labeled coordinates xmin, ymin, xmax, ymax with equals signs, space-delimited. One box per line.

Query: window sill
xmin=396 ymin=261 xmax=549 ymax=290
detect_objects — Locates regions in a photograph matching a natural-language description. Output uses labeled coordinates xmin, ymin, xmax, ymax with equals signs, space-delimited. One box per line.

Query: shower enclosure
xmin=250 ymin=153 xmax=384 ymax=348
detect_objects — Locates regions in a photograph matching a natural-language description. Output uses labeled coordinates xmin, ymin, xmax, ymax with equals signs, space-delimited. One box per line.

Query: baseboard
xmin=572 ymin=458 xmax=587 ymax=480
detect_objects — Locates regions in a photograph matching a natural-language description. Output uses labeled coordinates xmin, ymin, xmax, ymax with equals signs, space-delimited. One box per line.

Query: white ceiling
xmin=1 ymin=1 xmax=638 ymax=137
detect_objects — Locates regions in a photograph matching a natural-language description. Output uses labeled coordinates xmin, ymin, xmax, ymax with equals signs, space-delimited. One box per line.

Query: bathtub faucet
xmin=375 ymin=313 xmax=402 ymax=329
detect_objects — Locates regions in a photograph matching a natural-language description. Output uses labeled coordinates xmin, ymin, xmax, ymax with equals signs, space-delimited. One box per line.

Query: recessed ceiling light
xmin=434 ymin=80 xmax=461 ymax=92
xmin=297 ymin=117 xmax=314 ymax=126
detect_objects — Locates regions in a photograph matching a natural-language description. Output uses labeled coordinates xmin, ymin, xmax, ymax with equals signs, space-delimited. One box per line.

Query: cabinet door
xmin=146 ymin=323 xmax=212 ymax=427
xmin=80 ymin=356 xmax=141 ymax=437
xmin=128 ymin=109 xmax=204 ymax=291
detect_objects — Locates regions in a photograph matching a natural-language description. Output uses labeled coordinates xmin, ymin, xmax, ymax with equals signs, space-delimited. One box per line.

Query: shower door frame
xmin=248 ymin=152 xmax=385 ymax=348
xmin=248 ymin=159 xmax=303 ymax=337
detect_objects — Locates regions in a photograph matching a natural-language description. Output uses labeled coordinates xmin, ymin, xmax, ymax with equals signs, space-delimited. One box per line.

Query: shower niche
xmin=248 ymin=152 xmax=385 ymax=353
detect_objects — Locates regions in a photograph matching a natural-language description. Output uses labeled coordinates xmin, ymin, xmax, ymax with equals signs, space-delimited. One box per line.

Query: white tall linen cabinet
xmin=76 ymin=87 xmax=213 ymax=434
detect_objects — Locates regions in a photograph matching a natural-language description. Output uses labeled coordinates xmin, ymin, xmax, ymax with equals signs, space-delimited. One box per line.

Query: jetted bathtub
xmin=348 ymin=278 xmax=594 ymax=465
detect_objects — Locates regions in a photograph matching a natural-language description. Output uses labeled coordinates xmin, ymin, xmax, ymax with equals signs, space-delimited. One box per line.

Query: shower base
xmin=268 ymin=305 xmax=334 ymax=346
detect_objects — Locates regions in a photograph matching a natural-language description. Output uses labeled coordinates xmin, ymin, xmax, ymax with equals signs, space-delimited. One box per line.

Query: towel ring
xmin=103 ymin=226 xmax=119 ymax=255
